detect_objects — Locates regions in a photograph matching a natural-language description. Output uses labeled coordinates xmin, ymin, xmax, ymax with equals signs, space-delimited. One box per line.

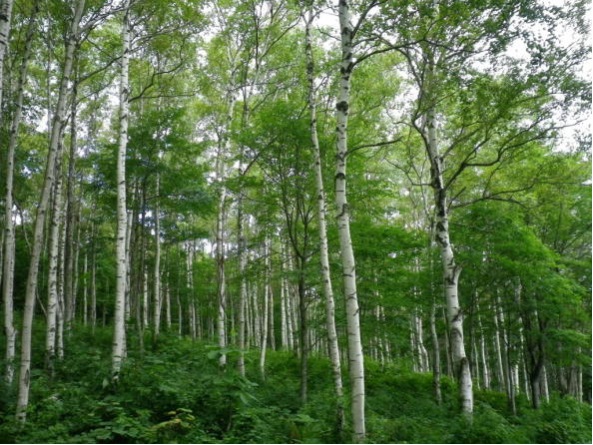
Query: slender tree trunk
xmin=215 ymin=84 xmax=235 ymax=368
xmin=280 ymin=272 xmax=288 ymax=349
xmin=237 ymin=194 xmax=247 ymax=376
xmin=430 ymin=298 xmax=442 ymax=404
xmin=476 ymin=300 xmax=490 ymax=389
xmin=82 ymin=250 xmax=88 ymax=326
xmin=298 ymin=259 xmax=308 ymax=404
xmin=64 ymin=70 xmax=79 ymax=332
xmin=91 ymin=226 xmax=97 ymax=332
xmin=16 ymin=0 xmax=85 ymax=422
xmin=336 ymin=1 xmax=365 ymax=439
xmin=260 ymin=239 xmax=271 ymax=379
xmin=165 ymin=268 xmax=171 ymax=331
xmin=304 ymin=6 xmax=344 ymax=431
xmin=112 ymin=0 xmax=130 ymax=382
xmin=0 ymin=0 xmax=14 ymax=115
xmin=2 ymin=0 xmax=38 ymax=386
xmin=425 ymin=83 xmax=473 ymax=413
xmin=46 ymin=151 xmax=65 ymax=374
xmin=153 ymin=171 xmax=162 ymax=339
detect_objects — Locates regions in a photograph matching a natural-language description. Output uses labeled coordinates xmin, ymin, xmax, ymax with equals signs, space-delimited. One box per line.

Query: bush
xmin=533 ymin=397 xmax=592 ymax=444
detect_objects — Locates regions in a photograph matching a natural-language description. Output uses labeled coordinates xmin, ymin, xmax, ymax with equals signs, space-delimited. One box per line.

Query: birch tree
xmin=16 ymin=0 xmax=86 ymax=422
xmin=301 ymin=2 xmax=344 ymax=431
xmin=336 ymin=0 xmax=365 ymax=439
xmin=2 ymin=0 xmax=39 ymax=386
xmin=112 ymin=0 xmax=131 ymax=382
xmin=0 ymin=0 xmax=14 ymax=115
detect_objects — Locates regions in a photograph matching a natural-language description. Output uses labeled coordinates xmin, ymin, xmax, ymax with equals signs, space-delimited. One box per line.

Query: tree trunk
xmin=112 ymin=0 xmax=130 ymax=382
xmin=476 ymin=301 xmax=490 ymax=389
xmin=298 ymin=258 xmax=308 ymax=404
xmin=16 ymin=0 xmax=85 ymax=422
xmin=215 ymin=83 xmax=235 ymax=368
xmin=260 ymin=238 xmax=271 ymax=379
xmin=64 ymin=70 xmax=79 ymax=332
xmin=46 ymin=150 xmax=65 ymax=374
xmin=153 ymin=171 xmax=162 ymax=339
xmin=430 ymin=298 xmax=442 ymax=404
xmin=2 ymin=0 xmax=38 ymax=386
xmin=237 ymin=194 xmax=247 ymax=376
xmin=426 ymin=87 xmax=473 ymax=415
xmin=0 ymin=0 xmax=14 ymax=114
xmin=336 ymin=1 xmax=365 ymax=440
xmin=304 ymin=6 xmax=344 ymax=432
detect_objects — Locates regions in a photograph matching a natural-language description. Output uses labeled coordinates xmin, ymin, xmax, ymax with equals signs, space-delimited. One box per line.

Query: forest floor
xmin=0 ymin=326 xmax=590 ymax=444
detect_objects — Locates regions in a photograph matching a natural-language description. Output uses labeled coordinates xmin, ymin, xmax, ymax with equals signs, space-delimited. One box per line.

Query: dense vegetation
xmin=0 ymin=328 xmax=591 ymax=444
xmin=0 ymin=0 xmax=590 ymax=442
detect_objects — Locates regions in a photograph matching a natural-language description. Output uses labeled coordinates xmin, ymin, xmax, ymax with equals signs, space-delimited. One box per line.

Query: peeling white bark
xmin=112 ymin=0 xmax=131 ymax=382
xmin=425 ymin=80 xmax=473 ymax=415
xmin=303 ymin=5 xmax=344 ymax=425
xmin=16 ymin=0 xmax=85 ymax=422
xmin=336 ymin=0 xmax=365 ymax=440
xmin=3 ymin=0 xmax=38 ymax=387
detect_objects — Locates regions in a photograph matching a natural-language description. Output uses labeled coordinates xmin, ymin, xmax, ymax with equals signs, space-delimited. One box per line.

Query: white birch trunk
xmin=153 ymin=173 xmax=162 ymax=338
xmin=124 ymin=210 xmax=133 ymax=325
xmin=0 ymin=0 xmax=14 ymax=114
xmin=16 ymin=0 xmax=85 ymax=421
xmin=215 ymin=85 xmax=235 ymax=367
xmin=112 ymin=0 xmax=130 ymax=382
xmin=2 ymin=0 xmax=38 ymax=386
xmin=425 ymin=89 xmax=473 ymax=414
xmin=541 ymin=364 xmax=549 ymax=402
xmin=165 ymin=271 xmax=171 ymax=330
xmin=46 ymin=153 xmax=65 ymax=372
xmin=91 ymin=238 xmax=97 ymax=332
xmin=479 ymin=322 xmax=490 ymax=389
xmin=237 ymin=199 xmax=247 ymax=375
xmin=336 ymin=1 xmax=365 ymax=439
xmin=64 ymin=83 xmax=78 ymax=331
xmin=141 ymin=268 xmax=148 ymax=329
xmin=82 ymin=251 xmax=88 ymax=326
xmin=259 ymin=239 xmax=271 ymax=378
xmin=429 ymin=298 xmax=442 ymax=404
xmin=304 ymin=6 xmax=344 ymax=423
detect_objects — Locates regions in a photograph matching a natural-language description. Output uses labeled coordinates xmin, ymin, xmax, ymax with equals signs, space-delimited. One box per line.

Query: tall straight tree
xmin=112 ymin=0 xmax=131 ymax=382
xmin=16 ymin=0 xmax=86 ymax=422
xmin=0 ymin=0 xmax=14 ymax=115
xmin=302 ymin=3 xmax=344 ymax=432
xmin=335 ymin=0 xmax=365 ymax=441
xmin=375 ymin=0 xmax=589 ymax=415
xmin=2 ymin=0 xmax=39 ymax=385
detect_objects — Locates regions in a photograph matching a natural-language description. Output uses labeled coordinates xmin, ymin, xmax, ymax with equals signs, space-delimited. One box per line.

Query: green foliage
xmin=1 ymin=328 xmax=590 ymax=444
xmin=532 ymin=397 xmax=592 ymax=444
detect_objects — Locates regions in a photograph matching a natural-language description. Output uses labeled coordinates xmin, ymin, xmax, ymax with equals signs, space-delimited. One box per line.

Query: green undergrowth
xmin=0 ymin=327 xmax=590 ymax=443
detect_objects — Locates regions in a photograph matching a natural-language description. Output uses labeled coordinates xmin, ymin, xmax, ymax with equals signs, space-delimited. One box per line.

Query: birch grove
xmin=0 ymin=0 xmax=589 ymax=441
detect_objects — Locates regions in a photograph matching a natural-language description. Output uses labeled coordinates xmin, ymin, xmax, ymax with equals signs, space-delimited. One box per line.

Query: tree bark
xmin=112 ymin=0 xmax=131 ymax=382
xmin=16 ymin=0 xmax=85 ymax=422
xmin=0 ymin=0 xmax=14 ymax=115
xmin=64 ymin=67 xmax=79 ymax=332
xmin=46 ymin=149 xmax=65 ymax=374
xmin=425 ymin=73 xmax=473 ymax=413
xmin=429 ymin=298 xmax=442 ymax=404
xmin=259 ymin=238 xmax=271 ymax=379
xmin=303 ymin=5 xmax=344 ymax=432
xmin=153 ymin=171 xmax=162 ymax=339
xmin=2 ymin=0 xmax=38 ymax=386
xmin=336 ymin=1 xmax=365 ymax=440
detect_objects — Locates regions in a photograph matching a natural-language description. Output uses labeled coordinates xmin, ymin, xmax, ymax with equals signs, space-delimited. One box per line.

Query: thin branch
xmin=347 ymin=137 xmax=403 ymax=155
